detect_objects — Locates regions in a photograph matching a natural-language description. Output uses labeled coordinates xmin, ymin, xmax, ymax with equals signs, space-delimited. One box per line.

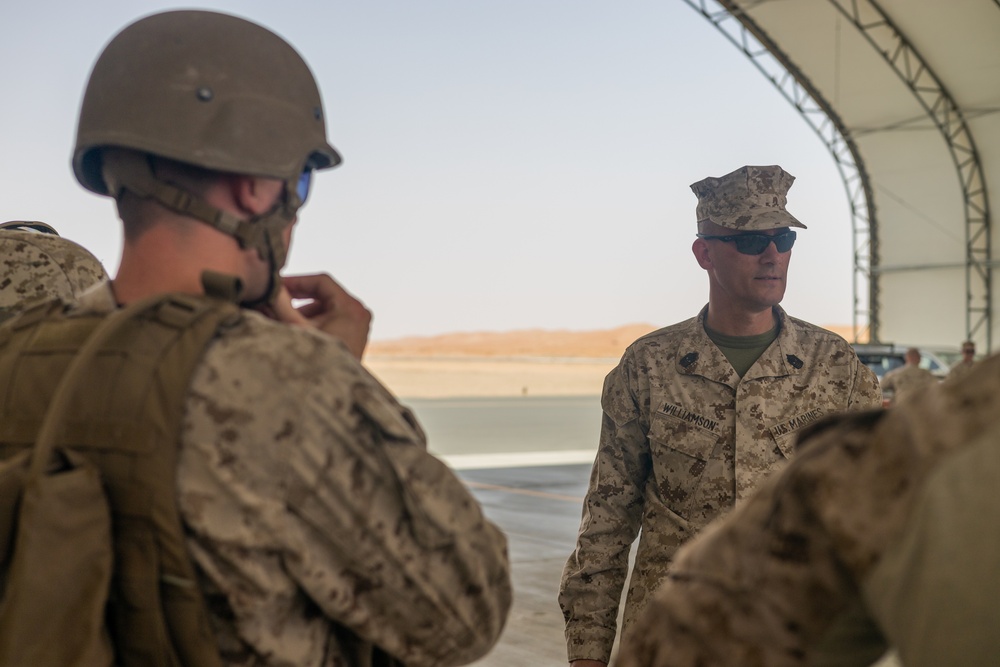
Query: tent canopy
xmin=689 ymin=0 xmax=1000 ymax=351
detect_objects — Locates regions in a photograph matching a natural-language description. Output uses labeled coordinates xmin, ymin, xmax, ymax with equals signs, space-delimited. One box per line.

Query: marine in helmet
xmin=0 ymin=220 xmax=107 ymax=320
xmin=34 ymin=10 xmax=510 ymax=665
xmin=73 ymin=9 xmax=339 ymax=312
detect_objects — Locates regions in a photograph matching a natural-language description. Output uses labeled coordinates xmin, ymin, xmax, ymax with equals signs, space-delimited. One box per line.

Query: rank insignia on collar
xmin=680 ymin=352 xmax=699 ymax=368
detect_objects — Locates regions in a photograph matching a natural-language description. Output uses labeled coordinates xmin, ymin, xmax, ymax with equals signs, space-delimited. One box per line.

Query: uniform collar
xmin=674 ymin=306 xmax=738 ymax=387
xmin=676 ymin=305 xmax=807 ymax=387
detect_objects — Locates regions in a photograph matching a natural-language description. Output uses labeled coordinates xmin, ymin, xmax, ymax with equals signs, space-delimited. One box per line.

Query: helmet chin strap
xmin=239 ymin=218 xmax=291 ymax=307
xmin=102 ymin=151 xmax=301 ymax=307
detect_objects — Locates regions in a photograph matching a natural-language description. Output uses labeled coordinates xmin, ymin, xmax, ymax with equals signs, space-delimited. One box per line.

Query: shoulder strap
xmin=1 ymin=292 xmax=241 ymax=667
xmin=28 ymin=293 xmax=171 ymax=477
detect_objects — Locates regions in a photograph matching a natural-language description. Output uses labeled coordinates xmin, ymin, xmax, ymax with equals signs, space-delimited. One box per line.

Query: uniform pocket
xmin=353 ymin=384 xmax=424 ymax=444
xmin=647 ymin=408 xmax=721 ymax=519
xmin=351 ymin=383 xmax=452 ymax=549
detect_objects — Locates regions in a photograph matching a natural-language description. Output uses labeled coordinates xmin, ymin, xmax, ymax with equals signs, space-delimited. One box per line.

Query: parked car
xmin=850 ymin=343 xmax=955 ymax=382
xmin=921 ymin=345 xmax=969 ymax=369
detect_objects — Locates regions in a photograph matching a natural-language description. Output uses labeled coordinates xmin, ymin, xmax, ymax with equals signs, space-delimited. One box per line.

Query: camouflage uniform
xmin=945 ymin=358 xmax=976 ymax=383
xmin=880 ymin=363 xmax=937 ymax=404
xmin=618 ymin=353 xmax=1000 ymax=667
xmin=559 ymin=306 xmax=881 ymax=662
xmin=0 ymin=227 xmax=107 ymax=315
xmin=75 ymin=283 xmax=512 ymax=667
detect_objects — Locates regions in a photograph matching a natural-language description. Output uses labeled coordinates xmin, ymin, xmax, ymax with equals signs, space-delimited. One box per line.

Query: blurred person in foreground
xmin=0 ymin=220 xmax=107 ymax=321
xmin=559 ymin=165 xmax=881 ymax=666
xmin=617 ymin=355 xmax=1000 ymax=667
xmin=0 ymin=10 xmax=510 ymax=666
xmin=880 ymin=347 xmax=937 ymax=406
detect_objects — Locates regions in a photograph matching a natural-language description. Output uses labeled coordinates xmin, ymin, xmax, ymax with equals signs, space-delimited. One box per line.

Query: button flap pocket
xmin=650 ymin=404 xmax=721 ymax=460
xmin=350 ymin=384 xmax=449 ymax=550
xmin=353 ymin=384 xmax=422 ymax=444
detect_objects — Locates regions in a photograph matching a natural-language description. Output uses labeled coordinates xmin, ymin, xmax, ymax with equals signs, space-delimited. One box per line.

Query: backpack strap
xmin=28 ymin=293 xmax=169 ymax=477
xmin=0 ymin=291 xmax=242 ymax=667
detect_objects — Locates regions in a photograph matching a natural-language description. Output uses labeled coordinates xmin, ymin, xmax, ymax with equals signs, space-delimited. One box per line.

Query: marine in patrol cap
xmin=0 ymin=221 xmax=107 ymax=314
xmin=690 ymin=165 xmax=806 ymax=231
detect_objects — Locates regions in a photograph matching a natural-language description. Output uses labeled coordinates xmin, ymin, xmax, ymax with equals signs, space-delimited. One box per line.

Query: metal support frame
xmin=686 ymin=0 xmax=995 ymax=350
xmin=826 ymin=0 xmax=992 ymax=351
xmin=682 ymin=0 xmax=880 ymax=343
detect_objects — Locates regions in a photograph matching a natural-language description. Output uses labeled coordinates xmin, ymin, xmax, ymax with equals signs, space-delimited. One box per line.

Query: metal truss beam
xmin=826 ymin=0 xmax=992 ymax=351
xmin=682 ymin=0 xmax=879 ymax=343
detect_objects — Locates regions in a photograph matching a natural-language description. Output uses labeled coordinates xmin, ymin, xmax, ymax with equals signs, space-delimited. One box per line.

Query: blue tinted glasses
xmin=296 ymin=169 xmax=313 ymax=204
xmin=697 ymin=230 xmax=797 ymax=255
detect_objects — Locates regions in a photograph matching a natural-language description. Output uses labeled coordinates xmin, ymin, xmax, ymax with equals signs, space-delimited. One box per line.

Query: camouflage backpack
xmin=0 ymin=289 xmax=241 ymax=666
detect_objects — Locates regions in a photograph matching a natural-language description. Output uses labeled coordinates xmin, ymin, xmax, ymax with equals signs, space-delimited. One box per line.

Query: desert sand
xmin=365 ymin=322 xmax=858 ymax=399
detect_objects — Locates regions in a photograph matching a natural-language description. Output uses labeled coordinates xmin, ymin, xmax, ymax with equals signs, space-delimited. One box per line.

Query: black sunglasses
xmin=696 ymin=230 xmax=797 ymax=255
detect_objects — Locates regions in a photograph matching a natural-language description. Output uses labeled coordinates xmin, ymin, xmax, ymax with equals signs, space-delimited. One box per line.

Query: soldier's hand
xmin=268 ymin=273 xmax=372 ymax=360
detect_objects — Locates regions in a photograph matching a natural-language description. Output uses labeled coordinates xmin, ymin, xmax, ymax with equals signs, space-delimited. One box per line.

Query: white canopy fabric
xmin=689 ymin=0 xmax=1000 ymax=351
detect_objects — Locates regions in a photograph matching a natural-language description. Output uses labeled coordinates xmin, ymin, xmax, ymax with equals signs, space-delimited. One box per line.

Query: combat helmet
xmin=73 ymin=10 xmax=342 ymax=304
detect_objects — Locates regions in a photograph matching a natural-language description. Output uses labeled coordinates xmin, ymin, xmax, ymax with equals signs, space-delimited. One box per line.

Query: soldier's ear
xmin=231 ymin=174 xmax=284 ymax=217
xmin=692 ymin=238 xmax=713 ymax=270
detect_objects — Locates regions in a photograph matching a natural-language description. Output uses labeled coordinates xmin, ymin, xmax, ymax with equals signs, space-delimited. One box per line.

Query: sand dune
xmin=367 ymin=323 xmax=659 ymax=359
xmin=368 ymin=322 xmax=858 ymax=358
xmin=365 ymin=322 xmax=858 ymax=398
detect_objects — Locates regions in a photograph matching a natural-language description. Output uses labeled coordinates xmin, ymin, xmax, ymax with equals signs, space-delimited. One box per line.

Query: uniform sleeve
xmin=559 ymin=350 xmax=651 ymax=663
xmin=180 ymin=322 xmax=512 ymax=667
xmin=283 ymin=383 xmax=513 ymax=667
xmin=847 ymin=354 xmax=882 ymax=410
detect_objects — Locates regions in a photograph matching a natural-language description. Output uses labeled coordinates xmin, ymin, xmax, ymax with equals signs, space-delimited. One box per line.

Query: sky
xmin=1 ymin=1 xmax=859 ymax=341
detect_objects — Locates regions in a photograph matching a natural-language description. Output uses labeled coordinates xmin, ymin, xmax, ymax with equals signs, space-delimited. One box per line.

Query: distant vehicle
xmin=922 ymin=345 xmax=968 ymax=369
xmin=850 ymin=343 xmax=955 ymax=382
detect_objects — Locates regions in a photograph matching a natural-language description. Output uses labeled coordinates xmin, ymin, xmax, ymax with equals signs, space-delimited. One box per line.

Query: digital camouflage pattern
xmin=0 ymin=229 xmax=106 ymax=313
xmin=74 ymin=284 xmax=512 ymax=667
xmin=690 ymin=165 xmax=806 ymax=231
xmin=945 ymin=357 xmax=976 ymax=383
xmin=618 ymin=354 xmax=1000 ymax=667
xmin=559 ymin=306 xmax=880 ymax=663
xmin=880 ymin=363 xmax=938 ymax=405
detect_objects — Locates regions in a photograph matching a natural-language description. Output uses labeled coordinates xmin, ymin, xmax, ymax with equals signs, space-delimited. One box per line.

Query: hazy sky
xmin=1 ymin=1 xmax=859 ymax=341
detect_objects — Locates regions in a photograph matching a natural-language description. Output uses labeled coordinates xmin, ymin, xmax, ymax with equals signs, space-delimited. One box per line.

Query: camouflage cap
xmin=0 ymin=220 xmax=59 ymax=235
xmin=0 ymin=225 xmax=108 ymax=313
xmin=690 ymin=165 xmax=806 ymax=231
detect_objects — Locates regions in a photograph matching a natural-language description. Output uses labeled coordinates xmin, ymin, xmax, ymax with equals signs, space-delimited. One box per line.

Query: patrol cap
xmin=0 ymin=223 xmax=108 ymax=312
xmin=690 ymin=165 xmax=806 ymax=231
xmin=0 ymin=220 xmax=59 ymax=235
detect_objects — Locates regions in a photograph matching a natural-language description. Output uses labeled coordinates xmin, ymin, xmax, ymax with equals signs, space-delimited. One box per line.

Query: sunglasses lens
xmin=773 ymin=231 xmax=796 ymax=253
xmin=732 ymin=232 xmax=796 ymax=255
xmin=700 ymin=231 xmax=798 ymax=255
xmin=296 ymin=169 xmax=313 ymax=203
xmin=733 ymin=235 xmax=770 ymax=255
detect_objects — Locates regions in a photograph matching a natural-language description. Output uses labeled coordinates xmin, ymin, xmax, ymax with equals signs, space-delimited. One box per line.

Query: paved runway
xmin=402 ymin=395 xmax=617 ymax=664
xmin=457 ymin=463 xmax=619 ymax=666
